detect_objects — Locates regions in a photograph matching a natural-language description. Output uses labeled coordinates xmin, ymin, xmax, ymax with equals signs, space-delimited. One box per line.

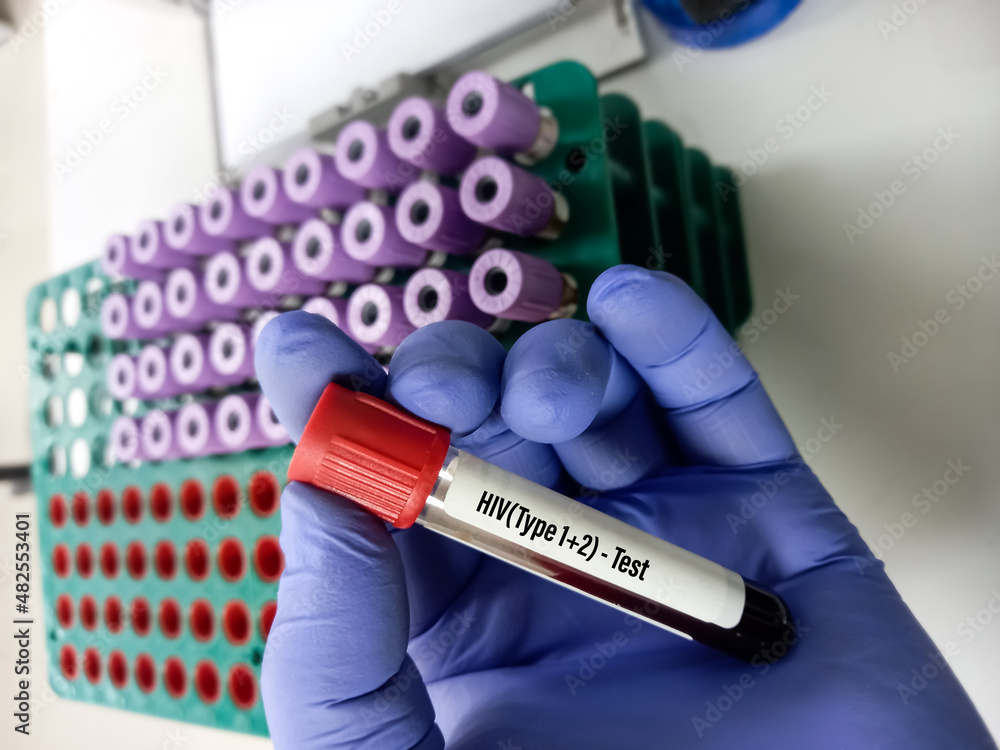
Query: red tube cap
xmin=288 ymin=384 xmax=451 ymax=528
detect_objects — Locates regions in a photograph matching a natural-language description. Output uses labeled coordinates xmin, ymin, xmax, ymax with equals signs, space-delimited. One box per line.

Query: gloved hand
xmin=254 ymin=265 xmax=995 ymax=749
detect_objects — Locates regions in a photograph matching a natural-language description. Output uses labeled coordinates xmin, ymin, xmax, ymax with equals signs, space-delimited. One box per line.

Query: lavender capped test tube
xmin=102 ymin=234 xmax=163 ymax=281
xmin=170 ymin=333 xmax=243 ymax=391
xmin=245 ymin=237 xmax=327 ymax=299
xmin=335 ymin=120 xmax=414 ymax=191
xmin=107 ymin=354 xmax=137 ymax=401
xmin=301 ymin=296 xmax=348 ymax=328
xmin=291 ymin=219 xmax=376 ymax=284
xmin=141 ymin=409 xmax=181 ymax=462
xmin=204 ymin=251 xmax=263 ymax=309
xmin=215 ymin=393 xmax=280 ymax=452
xmin=132 ymin=220 xmax=198 ymax=270
xmin=176 ymin=402 xmax=226 ymax=458
xmin=165 ymin=268 xmax=240 ymax=325
xmin=387 ymin=97 xmax=477 ymax=175
xmin=136 ymin=344 xmax=186 ymax=400
xmin=403 ymin=268 xmax=494 ymax=328
xmin=165 ymin=203 xmax=235 ymax=255
xmin=255 ymin=394 xmax=290 ymax=446
xmin=102 ymin=294 xmax=144 ymax=340
xmin=241 ymin=165 xmax=316 ymax=225
xmin=346 ymin=284 xmax=415 ymax=350
xmin=342 ymin=201 xmax=426 ymax=267
xmin=469 ymin=248 xmax=576 ymax=323
xmin=283 ymin=147 xmax=366 ymax=209
xmin=109 ymin=416 xmax=141 ymax=464
xmin=396 ymin=181 xmax=487 ymax=254
xmin=200 ymin=186 xmax=272 ymax=239
xmin=459 ymin=156 xmax=567 ymax=239
xmin=208 ymin=323 xmax=256 ymax=382
xmin=446 ymin=71 xmax=558 ymax=164
xmin=133 ymin=281 xmax=200 ymax=335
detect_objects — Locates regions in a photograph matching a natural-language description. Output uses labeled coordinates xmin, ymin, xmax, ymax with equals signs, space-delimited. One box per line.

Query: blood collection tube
xmin=133 ymin=281 xmax=199 ymax=335
xmin=403 ymin=268 xmax=494 ymax=329
xmin=459 ymin=156 xmax=567 ymax=239
xmin=291 ymin=219 xmax=376 ymax=284
xmin=165 ymin=203 xmax=234 ymax=255
xmin=301 ymin=296 xmax=348 ymax=328
xmin=176 ymin=401 xmax=225 ymax=458
xmin=170 ymin=334 xmax=231 ymax=391
xmin=165 ymin=268 xmax=240 ymax=325
xmin=342 ymin=201 xmax=427 ymax=267
xmin=240 ymin=166 xmax=316 ymax=225
xmin=102 ymin=234 xmax=163 ymax=281
xmin=446 ymin=70 xmax=558 ymax=164
xmin=387 ymin=97 xmax=477 ymax=175
xmin=245 ymin=237 xmax=327 ymax=299
xmin=136 ymin=344 xmax=185 ymax=400
xmin=204 ymin=251 xmax=262 ymax=309
xmin=395 ymin=181 xmax=487 ymax=255
xmin=107 ymin=354 xmax=137 ymax=402
xmin=283 ymin=147 xmax=366 ymax=209
xmin=101 ymin=294 xmax=144 ymax=340
xmin=255 ymin=394 xmax=291 ymax=447
xmin=290 ymin=384 xmax=796 ymax=663
xmin=215 ymin=393 xmax=280 ymax=452
xmin=132 ymin=220 xmax=198 ymax=270
xmin=140 ymin=409 xmax=180 ymax=462
xmin=468 ymin=249 xmax=576 ymax=322
xmin=200 ymin=186 xmax=271 ymax=239
xmin=208 ymin=323 xmax=256 ymax=383
xmin=335 ymin=121 xmax=413 ymax=191
xmin=346 ymin=284 xmax=415 ymax=350
xmin=109 ymin=416 xmax=141 ymax=464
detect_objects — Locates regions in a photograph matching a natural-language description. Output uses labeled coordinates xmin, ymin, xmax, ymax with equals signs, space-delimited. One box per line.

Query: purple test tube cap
xmin=346 ymin=284 xmax=415 ymax=349
xmin=102 ymin=234 xmax=164 ymax=281
xmin=342 ymin=201 xmax=426 ymax=267
xmin=240 ymin=166 xmax=316 ymax=225
xmin=469 ymin=248 xmax=565 ymax=322
xmin=107 ymin=354 xmax=137 ymax=401
xmin=446 ymin=71 xmax=541 ymax=154
xmin=109 ymin=416 xmax=141 ymax=464
xmin=291 ymin=219 xmax=376 ymax=284
xmin=165 ymin=203 xmax=235 ymax=255
xmin=245 ymin=237 xmax=327 ymax=298
xmin=131 ymin=220 xmax=198 ymax=270
xmin=387 ymin=97 xmax=477 ymax=175
xmin=396 ymin=180 xmax=486 ymax=254
xmin=403 ymin=268 xmax=494 ymax=328
xmin=335 ymin=120 xmax=415 ymax=191
xmin=459 ymin=156 xmax=556 ymax=237
xmin=101 ymin=293 xmax=144 ymax=340
xmin=208 ymin=323 xmax=256 ymax=381
xmin=176 ymin=402 xmax=226 ymax=458
xmin=200 ymin=186 xmax=273 ymax=239
xmin=283 ymin=147 xmax=367 ymax=209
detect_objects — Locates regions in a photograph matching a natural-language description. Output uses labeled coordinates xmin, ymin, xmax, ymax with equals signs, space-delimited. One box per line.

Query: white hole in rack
xmin=39 ymin=298 xmax=58 ymax=333
xmin=69 ymin=438 xmax=91 ymax=478
xmin=67 ymin=388 xmax=88 ymax=426
xmin=49 ymin=445 xmax=66 ymax=476
xmin=123 ymin=398 xmax=139 ymax=416
xmin=45 ymin=396 xmax=64 ymax=426
xmin=61 ymin=288 xmax=82 ymax=328
xmin=85 ymin=277 xmax=104 ymax=295
xmin=63 ymin=348 xmax=84 ymax=377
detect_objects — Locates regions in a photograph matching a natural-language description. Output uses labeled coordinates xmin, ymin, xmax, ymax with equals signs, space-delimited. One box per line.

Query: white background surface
xmin=0 ymin=0 xmax=997 ymax=745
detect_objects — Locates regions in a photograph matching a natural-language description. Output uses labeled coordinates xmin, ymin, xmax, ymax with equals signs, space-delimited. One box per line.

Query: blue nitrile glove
xmin=254 ymin=265 xmax=995 ymax=749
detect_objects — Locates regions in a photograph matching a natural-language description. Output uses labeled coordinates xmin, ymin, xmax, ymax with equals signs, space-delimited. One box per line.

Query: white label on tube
xmin=443 ymin=452 xmax=746 ymax=628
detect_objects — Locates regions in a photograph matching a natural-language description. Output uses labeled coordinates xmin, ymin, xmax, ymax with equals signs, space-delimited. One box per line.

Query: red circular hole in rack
xmin=184 ymin=539 xmax=210 ymax=581
xmin=130 ymin=597 xmax=151 ymax=636
xmin=180 ymin=479 xmax=205 ymax=520
xmin=83 ymin=648 xmax=101 ymax=684
xmin=121 ymin=485 xmax=143 ymax=524
xmin=217 ymin=538 xmax=246 ymax=582
xmin=108 ymin=651 xmax=128 ymax=688
xmin=154 ymin=540 xmax=177 ymax=580
xmin=259 ymin=601 xmax=277 ymax=641
xmin=163 ymin=657 xmax=187 ymax=699
xmin=212 ymin=475 xmax=242 ymax=520
xmin=253 ymin=536 xmax=284 ymax=583
xmin=99 ymin=543 xmax=119 ymax=578
xmin=72 ymin=491 xmax=90 ymax=527
xmin=104 ymin=596 xmax=124 ymax=634
xmin=159 ymin=598 xmax=182 ymax=639
xmin=249 ymin=471 xmax=280 ymax=517
xmin=49 ymin=494 xmax=68 ymax=527
xmin=59 ymin=644 xmax=78 ymax=681
xmin=95 ymin=489 xmax=115 ymax=525
xmin=150 ymin=482 xmax=173 ymax=523
xmin=56 ymin=594 xmax=74 ymax=629
xmin=75 ymin=544 xmax=94 ymax=579
xmin=228 ymin=664 xmax=257 ymax=710
xmin=79 ymin=595 xmax=97 ymax=631
xmin=53 ymin=544 xmax=71 ymax=577
xmin=189 ymin=599 xmax=214 ymax=642
xmin=126 ymin=541 xmax=146 ymax=579
xmin=222 ymin=600 xmax=251 ymax=645
xmin=195 ymin=660 xmax=220 ymax=704
xmin=134 ymin=653 xmax=156 ymax=693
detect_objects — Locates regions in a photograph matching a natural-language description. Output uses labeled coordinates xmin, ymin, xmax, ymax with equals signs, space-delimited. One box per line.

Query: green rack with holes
xmin=27 ymin=59 xmax=751 ymax=735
